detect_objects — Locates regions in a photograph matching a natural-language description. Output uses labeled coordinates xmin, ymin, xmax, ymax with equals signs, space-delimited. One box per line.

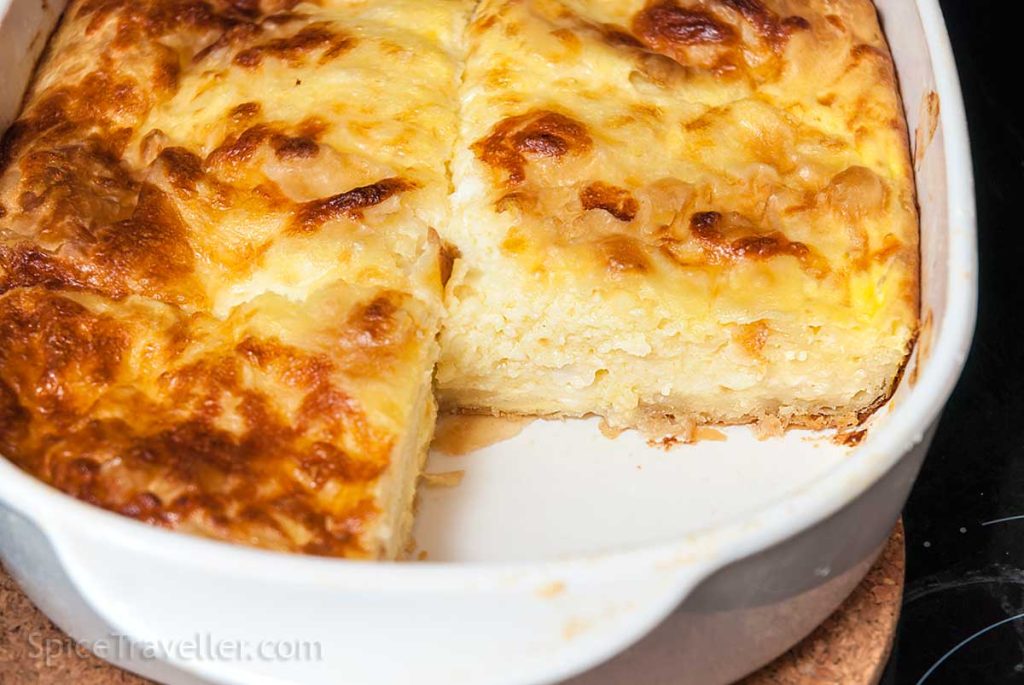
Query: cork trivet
xmin=742 ymin=521 xmax=905 ymax=685
xmin=0 ymin=524 xmax=903 ymax=685
xmin=0 ymin=569 xmax=149 ymax=685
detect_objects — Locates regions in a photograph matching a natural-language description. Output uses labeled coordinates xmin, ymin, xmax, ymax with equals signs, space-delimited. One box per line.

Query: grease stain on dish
xmin=562 ymin=602 xmax=638 ymax=641
xmin=648 ymin=426 xmax=728 ymax=449
xmin=431 ymin=414 xmax=534 ymax=456
xmin=919 ymin=309 xmax=935 ymax=366
xmin=537 ymin=580 xmax=566 ymax=599
xmin=834 ymin=428 xmax=868 ymax=448
xmin=915 ymin=91 xmax=941 ymax=169
xmin=694 ymin=427 xmax=728 ymax=442
xmin=905 ymin=307 xmax=934 ymax=388
xmin=563 ymin=617 xmax=590 ymax=640
xmin=421 ymin=470 xmax=465 ymax=488
xmin=598 ymin=418 xmax=625 ymax=440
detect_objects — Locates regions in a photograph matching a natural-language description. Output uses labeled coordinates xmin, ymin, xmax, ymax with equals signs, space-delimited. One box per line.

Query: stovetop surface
xmin=881 ymin=2 xmax=1024 ymax=683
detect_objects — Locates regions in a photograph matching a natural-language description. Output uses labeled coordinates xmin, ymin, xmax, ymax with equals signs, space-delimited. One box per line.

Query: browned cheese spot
xmin=439 ymin=240 xmax=461 ymax=288
xmin=1 ymin=185 xmax=196 ymax=302
xmin=347 ymin=294 xmax=400 ymax=348
xmin=690 ymin=211 xmax=810 ymax=262
xmin=716 ymin=0 xmax=810 ymax=46
xmin=633 ymin=1 xmax=736 ymax=49
xmin=229 ymin=101 xmax=262 ymax=122
xmin=206 ymin=124 xmax=272 ymax=170
xmin=473 ymin=110 xmax=592 ymax=185
xmin=271 ymin=133 xmax=319 ymax=160
xmin=580 ymin=182 xmax=640 ymax=222
xmin=290 ymin=178 xmax=414 ymax=233
xmin=0 ymin=291 xmax=129 ymax=427
xmin=158 ymin=147 xmax=205 ymax=194
xmin=233 ymin=24 xmax=354 ymax=68
xmin=597 ymin=22 xmax=645 ymax=48
xmin=1 ymin=64 xmax=148 ymax=171
xmin=734 ymin=320 xmax=770 ymax=358
xmin=78 ymin=0 xmax=239 ymax=39
xmin=631 ymin=0 xmax=809 ymax=72
xmin=599 ymin=234 xmax=650 ymax=275
xmin=92 ymin=184 xmax=197 ymax=300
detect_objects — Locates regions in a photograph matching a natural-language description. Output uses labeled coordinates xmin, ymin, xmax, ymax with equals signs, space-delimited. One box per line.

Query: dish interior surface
xmin=418 ymin=419 xmax=851 ymax=562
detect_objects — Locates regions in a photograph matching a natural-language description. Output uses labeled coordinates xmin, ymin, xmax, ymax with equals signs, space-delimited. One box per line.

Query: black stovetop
xmin=879 ymin=2 xmax=1024 ymax=683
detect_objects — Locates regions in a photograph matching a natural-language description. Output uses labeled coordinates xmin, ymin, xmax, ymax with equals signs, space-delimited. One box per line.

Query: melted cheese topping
xmin=452 ymin=0 xmax=916 ymax=313
xmin=0 ymin=0 xmax=470 ymax=557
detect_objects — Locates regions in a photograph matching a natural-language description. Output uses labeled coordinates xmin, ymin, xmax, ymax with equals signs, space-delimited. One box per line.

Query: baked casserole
xmin=0 ymin=0 xmax=917 ymax=557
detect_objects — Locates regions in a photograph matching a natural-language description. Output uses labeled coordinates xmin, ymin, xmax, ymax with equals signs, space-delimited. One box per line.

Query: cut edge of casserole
xmin=435 ymin=0 xmax=919 ymax=435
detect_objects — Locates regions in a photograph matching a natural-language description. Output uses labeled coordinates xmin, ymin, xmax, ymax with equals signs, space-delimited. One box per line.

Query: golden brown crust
xmin=0 ymin=183 xmax=199 ymax=303
xmin=0 ymin=286 xmax=424 ymax=556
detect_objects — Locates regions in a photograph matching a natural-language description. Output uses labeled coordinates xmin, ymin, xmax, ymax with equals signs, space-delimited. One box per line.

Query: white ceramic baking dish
xmin=0 ymin=1 xmax=976 ymax=684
